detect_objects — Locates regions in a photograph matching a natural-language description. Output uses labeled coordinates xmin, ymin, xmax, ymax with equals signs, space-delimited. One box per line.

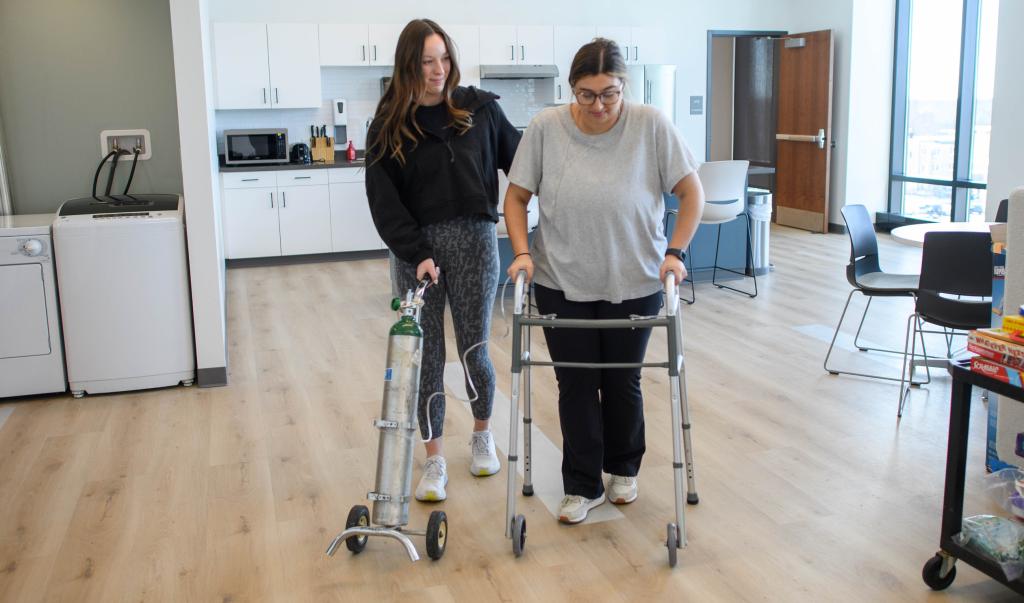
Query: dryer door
xmin=0 ymin=263 xmax=52 ymax=358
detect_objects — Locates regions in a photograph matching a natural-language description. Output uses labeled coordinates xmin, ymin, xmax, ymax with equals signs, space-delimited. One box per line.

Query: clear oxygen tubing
xmin=417 ymin=273 xmax=520 ymax=444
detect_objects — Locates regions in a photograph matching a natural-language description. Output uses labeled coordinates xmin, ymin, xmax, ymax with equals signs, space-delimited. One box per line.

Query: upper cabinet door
xmin=445 ymin=25 xmax=481 ymax=88
xmin=516 ymin=26 xmax=553 ymax=64
xmin=319 ymin=24 xmax=369 ymax=66
xmin=595 ymin=26 xmax=632 ymax=62
xmin=479 ymin=25 xmax=517 ymax=65
xmin=553 ymin=25 xmax=596 ymax=103
xmin=631 ymin=26 xmax=669 ymax=64
xmin=368 ymin=24 xmax=403 ymax=66
xmin=214 ymin=23 xmax=272 ymax=110
xmin=267 ymin=23 xmax=322 ymax=109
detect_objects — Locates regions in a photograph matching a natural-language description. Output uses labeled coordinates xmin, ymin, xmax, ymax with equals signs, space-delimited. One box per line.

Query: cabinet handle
xmin=274 ymin=88 xmax=279 ymax=103
xmin=520 ymin=45 xmax=525 ymax=61
xmin=634 ymin=46 xmax=639 ymax=62
xmin=373 ymin=45 xmax=377 ymax=62
xmin=557 ymin=84 xmax=561 ymax=100
xmin=262 ymin=88 xmax=267 ymax=104
xmin=294 ymin=176 xmax=311 ymax=180
xmin=509 ymin=45 xmax=515 ymax=61
xmin=282 ymin=191 xmax=287 ymax=208
xmin=362 ymin=45 xmax=366 ymax=62
xmin=242 ymin=178 xmax=258 ymax=182
xmin=270 ymin=192 xmax=274 ymax=208
xmin=624 ymin=46 xmax=629 ymax=61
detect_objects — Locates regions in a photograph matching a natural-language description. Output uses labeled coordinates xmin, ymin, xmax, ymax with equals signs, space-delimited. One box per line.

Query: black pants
xmin=533 ymin=284 xmax=662 ymax=499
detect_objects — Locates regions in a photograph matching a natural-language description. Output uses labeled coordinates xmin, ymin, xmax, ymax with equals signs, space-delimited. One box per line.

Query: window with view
xmin=888 ymin=0 xmax=999 ymax=223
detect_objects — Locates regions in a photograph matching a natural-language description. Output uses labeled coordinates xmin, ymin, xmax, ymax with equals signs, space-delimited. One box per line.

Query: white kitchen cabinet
xmin=328 ymin=169 xmax=383 ymax=252
xmin=319 ymin=23 xmax=372 ymax=66
xmin=553 ymin=25 xmax=596 ymax=103
xmin=595 ymin=26 xmax=669 ymax=65
xmin=368 ymin=24 xmax=402 ymax=66
xmin=278 ymin=184 xmax=332 ymax=256
xmin=445 ymin=24 xmax=480 ymax=88
xmin=479 ymin=25 xmax=553 ymax=66
xmin=213 ymin=22 xmax=321 ymax=110
xmin=222 ymin=187 xmax=281 ymax=259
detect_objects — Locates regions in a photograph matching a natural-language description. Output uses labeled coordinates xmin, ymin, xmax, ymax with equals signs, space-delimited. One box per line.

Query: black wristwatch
xmin=665 ymin=247 xmax=686 ymax=262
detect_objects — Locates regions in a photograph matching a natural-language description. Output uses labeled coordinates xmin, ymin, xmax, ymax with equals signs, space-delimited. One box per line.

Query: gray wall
xmin=0 ymin=0 xmax=182 ymax=214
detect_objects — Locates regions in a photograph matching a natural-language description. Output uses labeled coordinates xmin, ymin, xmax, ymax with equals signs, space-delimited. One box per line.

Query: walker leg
xmin=522 ymin=318 xmax=534 ymax=497
xmin=506 ymin=374 xmax=521 ymax=539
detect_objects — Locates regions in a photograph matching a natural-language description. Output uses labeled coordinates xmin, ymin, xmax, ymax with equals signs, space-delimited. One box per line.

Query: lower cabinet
xmin=222 ymin=168 xmax=383 ymax=259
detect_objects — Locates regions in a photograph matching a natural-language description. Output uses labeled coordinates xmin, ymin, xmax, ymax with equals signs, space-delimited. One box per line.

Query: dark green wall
xmin=0 ymin=0 xmax=182 ymax=214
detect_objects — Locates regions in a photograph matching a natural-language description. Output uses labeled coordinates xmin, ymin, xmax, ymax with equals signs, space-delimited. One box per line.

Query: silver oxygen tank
xmin=370 ymin=293 xmax=424 ymax=527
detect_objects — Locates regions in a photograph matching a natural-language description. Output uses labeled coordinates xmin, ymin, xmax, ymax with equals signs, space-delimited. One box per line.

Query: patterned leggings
xmin=389 ymin=216 xmax=499 ymax=440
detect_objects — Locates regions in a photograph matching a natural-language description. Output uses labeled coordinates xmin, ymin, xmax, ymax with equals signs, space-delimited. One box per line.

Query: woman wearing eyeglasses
xmin=503 ymin=38 xmax=705 ymax=524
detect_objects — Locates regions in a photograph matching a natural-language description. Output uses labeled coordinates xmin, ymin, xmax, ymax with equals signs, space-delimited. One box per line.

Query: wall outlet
xmin=100 ymin=129 xmax=152 ymax=160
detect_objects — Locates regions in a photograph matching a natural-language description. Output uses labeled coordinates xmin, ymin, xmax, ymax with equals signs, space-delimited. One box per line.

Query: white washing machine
xmin=0 ymin=214 xmax=67 ymax=398
xmin=53 ymin=194 xmax=195 ymax=397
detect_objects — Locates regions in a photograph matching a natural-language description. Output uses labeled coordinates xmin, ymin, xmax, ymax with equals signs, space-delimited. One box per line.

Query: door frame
xmin=705 ymin=30 xmax=788 ymax=160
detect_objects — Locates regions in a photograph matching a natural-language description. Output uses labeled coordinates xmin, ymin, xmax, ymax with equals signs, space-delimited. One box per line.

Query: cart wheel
xmin=511 ymin=514 xmax=527 ymax=557
xmin=666 ymin=523 xmax=678 ymax=568
xmin=922 ymin=554 xmax=956 ymax=590
xmin=345 ymin=505 xmax=370 ymax=553
xmin=426 ymin=510 xmax=448 ymax=560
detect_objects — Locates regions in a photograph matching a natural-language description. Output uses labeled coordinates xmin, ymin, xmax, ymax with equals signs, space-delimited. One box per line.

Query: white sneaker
xmin=558 ymin=493 xmax=606 ymax=524
xmin=415 ymin=455 xmax=448 ymax=502
xmin=607 ymin=474 xmax=638 ymax=504
xmin=469 ymin=430 xmax=501 ymax=476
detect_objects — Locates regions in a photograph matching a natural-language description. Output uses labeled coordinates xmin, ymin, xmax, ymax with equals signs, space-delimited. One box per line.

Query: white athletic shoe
xmin=415 ymin=455 xmax=448 ymax=502
xmin=469 ymin=430 xmax=501 ymax=476
xmin=558 ymin=493 xmax=606 ymax=524
xmin=607 ymin=474 xmax=638 ymax=504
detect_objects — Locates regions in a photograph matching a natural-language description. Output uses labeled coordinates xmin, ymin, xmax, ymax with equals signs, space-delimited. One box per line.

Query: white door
xmin=329 ymin=182 xmax=384 ymax=252
xmin=213 ymin=23 xmax=271 ymax=110
xmin=516 ymin=26 xmax=554 ymax=65
xmin=222 ymin=187 xmax=281 ymax=258
xmin=595 ymin=26 xmax=632 ymax=62
xmin=553 ymin=25 xmax=596 ymax=103
xmin=479 ymin=25 xmax=517 ymax=65
xmin=278 ymin=185 xmax=333 ymax=255
xmin=0 ymin=263 xmax=51 ymax=358
xmin=446 ymin=25 xmax=480 ymax=88
xmin=267 ymin=23 xmax=322 ymax=109
xmin=631 ymin=26 xmax=669 ymax=64
xmin=319 ymin=24 xmax=369 ymax=66
xmin=368 ymin=24 xmax=403 ymax=66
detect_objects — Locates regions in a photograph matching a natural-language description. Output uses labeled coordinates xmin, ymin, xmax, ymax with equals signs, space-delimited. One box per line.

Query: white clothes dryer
xmin=0 ymin=214 xmax=67 ymax=398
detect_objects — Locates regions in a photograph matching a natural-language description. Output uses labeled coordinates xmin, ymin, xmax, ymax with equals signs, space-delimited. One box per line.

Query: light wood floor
xmin=0 ymin=225 xmax=1019 ymax=602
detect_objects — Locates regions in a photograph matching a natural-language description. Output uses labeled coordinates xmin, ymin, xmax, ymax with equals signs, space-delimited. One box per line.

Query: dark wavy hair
xmin=568 ymin=37 xmax=628 ymax=88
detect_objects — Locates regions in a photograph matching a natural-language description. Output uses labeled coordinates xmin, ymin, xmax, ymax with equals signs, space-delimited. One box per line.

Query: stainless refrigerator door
xmin=625 ymin=65 xmax=646 ymax=104
xmin=645 ymin=65 xmax=677 ymax=123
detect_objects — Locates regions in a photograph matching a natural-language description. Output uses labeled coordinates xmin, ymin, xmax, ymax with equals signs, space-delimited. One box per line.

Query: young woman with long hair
xmin=365 ymin=18 xmax=521 ymax=502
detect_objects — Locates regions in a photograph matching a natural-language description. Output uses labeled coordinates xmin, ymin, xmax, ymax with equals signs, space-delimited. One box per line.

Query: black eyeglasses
xmin=574 ymin=87 xmax=623 ymax=105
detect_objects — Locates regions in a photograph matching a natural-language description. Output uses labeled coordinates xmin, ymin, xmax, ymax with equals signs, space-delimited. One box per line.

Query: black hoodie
xmin=365 ymin=86 xmax=521 ymax=265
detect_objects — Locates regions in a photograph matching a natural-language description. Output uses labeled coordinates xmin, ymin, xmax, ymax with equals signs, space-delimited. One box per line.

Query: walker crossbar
xmin=504 ymin=271 xmax=698 ymax=567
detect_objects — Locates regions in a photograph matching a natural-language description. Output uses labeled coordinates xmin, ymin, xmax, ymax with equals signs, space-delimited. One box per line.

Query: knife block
xmin=311 ymin=137 xmax=334 ymax=163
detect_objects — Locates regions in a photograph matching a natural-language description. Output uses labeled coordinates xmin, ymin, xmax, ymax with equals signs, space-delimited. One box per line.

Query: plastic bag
xmin=954 ymin=515 xmax=1024 ymax=581
xmin=983 ymin=468 xmax=1024 ymax=521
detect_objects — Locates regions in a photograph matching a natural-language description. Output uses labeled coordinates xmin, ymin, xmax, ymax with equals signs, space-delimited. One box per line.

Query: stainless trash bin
xmin=747 ymin=188 xmax=772 ymax=273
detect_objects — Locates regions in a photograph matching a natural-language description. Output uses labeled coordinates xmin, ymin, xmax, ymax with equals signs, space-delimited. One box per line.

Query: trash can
xmin=747 ymin=188 xmax=772 ymax=273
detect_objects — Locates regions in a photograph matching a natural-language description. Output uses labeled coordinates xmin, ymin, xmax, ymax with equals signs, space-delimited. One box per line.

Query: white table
xmin=890 ymin=221 xmax=996 ymax=247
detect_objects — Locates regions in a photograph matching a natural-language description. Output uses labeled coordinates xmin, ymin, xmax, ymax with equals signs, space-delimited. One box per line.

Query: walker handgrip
xmin=513 ymin=270 xmax=527 ymax=315
xmin=664 ymin=273 xmax=679 ymax=317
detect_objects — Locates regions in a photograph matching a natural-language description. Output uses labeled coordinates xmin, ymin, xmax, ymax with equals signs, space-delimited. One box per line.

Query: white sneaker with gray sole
xmin=558 ymin=493 xmax=606 ymax=524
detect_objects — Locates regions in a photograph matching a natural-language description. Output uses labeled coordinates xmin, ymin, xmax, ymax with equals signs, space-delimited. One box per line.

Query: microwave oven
xmin=224 ymin=128 xmax=288 ymax=165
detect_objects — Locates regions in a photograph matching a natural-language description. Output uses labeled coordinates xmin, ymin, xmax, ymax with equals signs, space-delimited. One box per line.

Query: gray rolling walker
xmin=504 ymin=272 xmax=698 ymax=567
xmin=326 ymin=278 xmax=448 ymax=562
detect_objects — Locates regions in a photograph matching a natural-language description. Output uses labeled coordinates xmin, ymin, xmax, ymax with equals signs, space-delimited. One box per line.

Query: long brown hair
xmin=568 ymin=38 xmax=628 ymax=88
xmin=368 ymin=19 xmax=472 ymax=165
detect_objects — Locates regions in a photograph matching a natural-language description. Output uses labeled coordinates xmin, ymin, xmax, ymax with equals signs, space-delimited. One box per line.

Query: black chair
xmin=995 ymin=198 xmax=1009 ymax=223
xmin=897 ymin=231 xmax=993 ymax=416
xmin=825 ymin=204 xmax=923 ymax=381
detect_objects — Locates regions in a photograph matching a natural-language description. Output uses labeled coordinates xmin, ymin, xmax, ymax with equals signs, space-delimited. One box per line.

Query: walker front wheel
xmin=345 ymin=505 xmax=370 ymax=553
xmin=511 ymin=514 xmax=527 ymax=557
xmin=666 ymin=523 xmax=679 ymax=568
xmin=426 ymin=510 xmax=448 ymax=560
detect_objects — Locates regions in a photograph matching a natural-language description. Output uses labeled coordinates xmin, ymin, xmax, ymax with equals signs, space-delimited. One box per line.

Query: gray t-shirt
xmin=508 ymin=102 xmax=698 ymax=303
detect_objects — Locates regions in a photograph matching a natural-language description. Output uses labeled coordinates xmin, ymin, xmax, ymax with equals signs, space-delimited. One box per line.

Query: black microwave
xmin=224 ymin=128 xmax=288 ymax=165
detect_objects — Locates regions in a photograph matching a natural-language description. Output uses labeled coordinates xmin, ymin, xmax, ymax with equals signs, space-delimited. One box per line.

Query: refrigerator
xmin=626 ymin=64 xmax=677 ymax=123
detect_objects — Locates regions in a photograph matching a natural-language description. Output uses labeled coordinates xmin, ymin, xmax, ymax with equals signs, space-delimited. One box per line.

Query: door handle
xmin=270 ymin=192 xmax=274 ymax=208
xmin=634 ymin=46 xmax=639 ymax=62
xmin=282 ymin=191 xmax=287 ymax=208
xmin=557 ymin=84 xmax=562 ymax=100
xmin=274 ymin=88 xmax=279 ymax=104
xmin=775 ymin=128 xmax=826 ymax=150
xmin=373 ymin=45 xmax=377 ymax=62
xmin=262 ymin=88 xmax=267 ymax=104
xmin=510 ymin=45 xmax=515 ymax=61
xmin=520 ymin=45 xmax=525 ymax=61
xmin=362 ymin=45 xmax=366 ymax=62
xmin=624 ymin=46 xmax=629 ymax=62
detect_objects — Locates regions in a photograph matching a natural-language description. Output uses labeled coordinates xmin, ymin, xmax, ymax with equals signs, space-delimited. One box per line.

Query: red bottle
xmin=346 ymin=140 xmax=356 ymax=162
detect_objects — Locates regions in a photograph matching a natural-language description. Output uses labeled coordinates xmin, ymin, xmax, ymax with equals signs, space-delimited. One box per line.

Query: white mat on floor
xmin=444 ymin=362 xmax=624 ymax=524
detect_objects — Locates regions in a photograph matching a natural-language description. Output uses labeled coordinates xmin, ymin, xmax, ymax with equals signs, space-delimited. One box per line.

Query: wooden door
xmin=775 ymin=30 xmax=833 ymax=233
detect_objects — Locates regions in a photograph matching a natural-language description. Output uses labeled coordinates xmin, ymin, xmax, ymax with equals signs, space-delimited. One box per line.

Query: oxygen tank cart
xmin=326 ymin=279 xmax=448 ymax=562
xmin=504 ymin=272 xmax=699 ymax=567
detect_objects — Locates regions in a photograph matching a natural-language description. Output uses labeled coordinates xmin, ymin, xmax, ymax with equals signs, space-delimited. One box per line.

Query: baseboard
xmin=227 ymin=249 xmax=388 ymax=269
xmin=828 ymin=222 xmax=846 ymax=235
xmin=197 ymin=367 xmax=228 ymax=387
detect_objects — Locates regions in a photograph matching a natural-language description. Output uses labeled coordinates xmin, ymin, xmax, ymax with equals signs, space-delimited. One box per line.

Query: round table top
xmin=889 ymin=221 xmax=996 ymax=247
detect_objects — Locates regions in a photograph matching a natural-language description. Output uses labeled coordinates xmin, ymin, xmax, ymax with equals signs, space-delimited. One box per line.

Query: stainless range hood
xmin=479 ymin=64 xmax=559 ymax=79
